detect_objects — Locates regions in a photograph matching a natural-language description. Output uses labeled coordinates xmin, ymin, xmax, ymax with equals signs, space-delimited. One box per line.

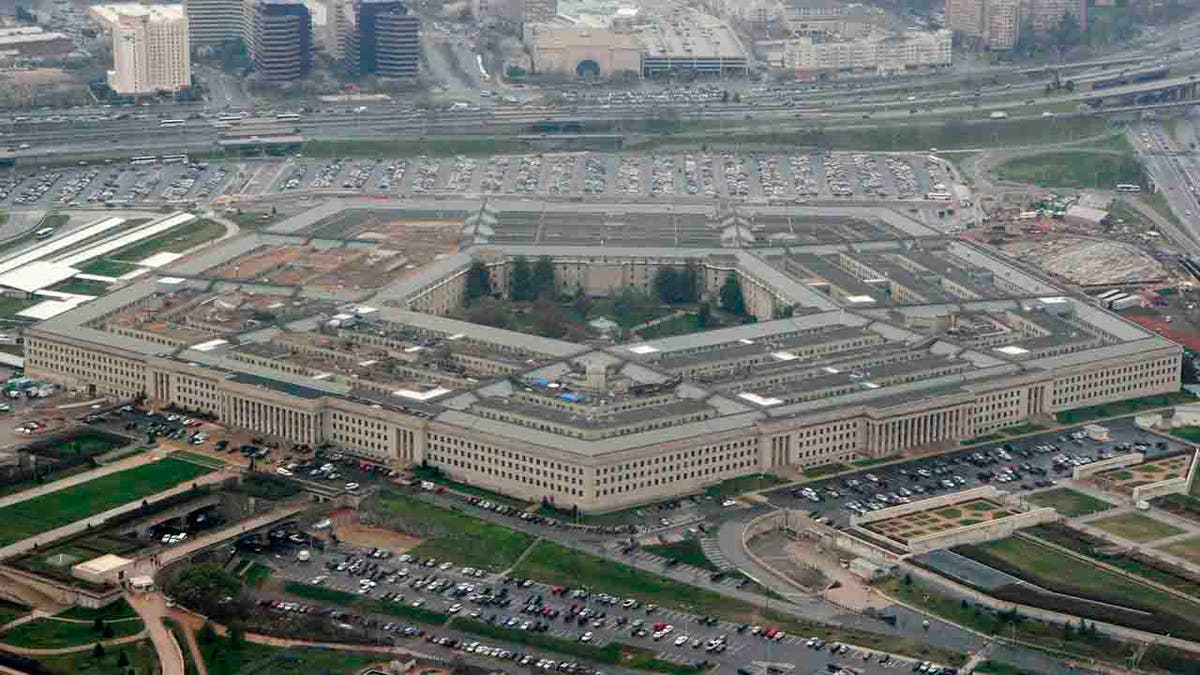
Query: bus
xmin=130 ymin=155 xmax=158 ymax=165
xmin=161 ymin=154 xmax=189 ymax=165
xmin=34 ymin=227 xmax=54 ymax=240
xmin=159 ymin=119 xmax=186 ymax=128
xmin=275 ymin=113 xmax=301 ymax=122
xmin=1115 ymin=184 xmax=1142 ymax=194
xmin=217 ymin=113 xmax=246 ymax=123
xmin=925 ymin=192 xmax=953 ymax=201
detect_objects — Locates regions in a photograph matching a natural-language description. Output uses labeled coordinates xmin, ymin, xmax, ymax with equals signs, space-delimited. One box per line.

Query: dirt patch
xmin=333 ymin=522 xmax=421 ymax=552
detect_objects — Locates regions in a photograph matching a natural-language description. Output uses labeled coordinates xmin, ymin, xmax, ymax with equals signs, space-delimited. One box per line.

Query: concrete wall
xmin=1073 ymin=452 xmax=1143 ymax=480
xmin=1131 ymin=449 xmax=1200 ymax=502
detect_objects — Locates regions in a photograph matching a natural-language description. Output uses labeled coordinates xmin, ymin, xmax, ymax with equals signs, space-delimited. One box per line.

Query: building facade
xmin=250 ymin=0 xmax=313 ymax=80
xmin=91 ymin=4 xmax=192 ymax=96
xmin=786 ymin=29 xmax=952 ymax=77
xmin=944 ymin=0 xmax=984 ymax=36
xmin=346 ymin=0 xmax=419 ymax=78
xmin=984 ymin=0 xmax=1020 ymax=49
xmin=181 ymin=0 xmax=243 ymax=47
xmin=22 ymin=203 xmax=1184 ymax=513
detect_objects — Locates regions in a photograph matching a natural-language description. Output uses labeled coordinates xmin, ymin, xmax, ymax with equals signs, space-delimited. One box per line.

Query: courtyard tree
xmin=509 ymin=256 xmax=533 ymax=301
xmin=719 ymin=272 xmax=745 ymax=315
xmin=532 ymin=255 xmax=556 ymax=299
xmin=463 ymin=260 xmax=492 ymax=302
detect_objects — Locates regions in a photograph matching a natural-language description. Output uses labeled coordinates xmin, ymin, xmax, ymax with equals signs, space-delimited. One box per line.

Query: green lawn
xmin=703 ymin=473 xmax=784 ymax=498
xmin=37 ymin=638 xmax=159 ymax=675
xmin=106 ymin=219 xmax=225 ymax=263
xmin=283 ymin=581 xmax=450 ymax=625
xmin=1027 ymin=488 xmax=1113 ymax=517
xmin=57 ymin=599 xmax=139 ymax=622
xmin=993 ymin=151 xmax=1144 ymax=189
xmin=368 ymin=489 xmax=534 ymax=571
xmin=642 ymin=540 xmax=720 ymax=571
xmin=199 ymin=635 xmax=384 ymax=675
xmin=1089 ymin=512 xmax=1185 ymax=542
xmin=38 ymin=213 xmax=70 ymax=230
xmin=803 ymin=463 xmax=849 ymax=478
xmin=241 ymin=562 xmax=273 ymax=588
xmin=2 ymin=616 xmax=144 ymax=648
xmin=48 ymin=279 xmax=111 ymax=296
xmin=0 ymin=297 xmax=37 ymax=320
xmin=0 ymin=600 xmax=28 ymax=627
xmin=77 ymin=258 xmax=137 ymax=277
xmin=1056 ymin=390 xmax=1195 ymax=424
xmin=877 ymin=577 xmax=1196 ymax=673
xmin=0 ymin=457 xmax=212 ymax=546
xmin=961 ymin=536 xmax=1200 ymax=639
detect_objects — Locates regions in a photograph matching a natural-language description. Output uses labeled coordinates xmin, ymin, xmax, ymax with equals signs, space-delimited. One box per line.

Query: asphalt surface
xmin=762 ymin=418 xmax=1181 ymax=528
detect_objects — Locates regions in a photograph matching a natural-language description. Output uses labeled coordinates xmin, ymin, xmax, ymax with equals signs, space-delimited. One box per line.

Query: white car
xmin=345 ymin=482 xmax=360 ymax=491
xmin=580 ymin=632 xmax=593 ymax=642
xmin=673 ymin=635 xmax=689 ymax=647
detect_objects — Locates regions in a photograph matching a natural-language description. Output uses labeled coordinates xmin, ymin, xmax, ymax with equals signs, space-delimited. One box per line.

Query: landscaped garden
xmin=1090 ymin=512 xmax=1185 ymax=542
xmin=453 ymin=256 xmax=759 ymax=343
xmin=865 ymin=499 xmax=1012 ymax=543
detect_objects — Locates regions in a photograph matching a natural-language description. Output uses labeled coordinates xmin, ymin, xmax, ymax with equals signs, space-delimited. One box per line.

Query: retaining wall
xmin=1073 ymin=452 xmax=1143 ymax=480
xmin=906 ymin=507 xmax=1059 ymax=554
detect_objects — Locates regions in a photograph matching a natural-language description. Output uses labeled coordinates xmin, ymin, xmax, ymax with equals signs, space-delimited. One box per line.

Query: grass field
xmin=1089 ymin=512 xmax=1184 ymax=542
xmin=1027 ymin=525 xmax=1200 ymax=598
xmin=0 ymin=457 xmax=211 ymax=546
xmin=107 ymin=219 xmax=225 ymax=263
xmin=241 ymin=562 xmax=273 ymax=588
xmin=284 ymin=581 xmax=450 ymax=625
xmin=36 ymin=638 xmax=159 ymax=675
xmin=877 ymin=576 xmax=1197 ymax=673
xmin=961 ymin=536 xmax=1200 ymax=638
xmin=370 ymin=489 xmax=534 ymax=570
xmin=0 ymin=297 xmax=37 ymax=320
xmin=57 ymin=599 xmax=139 ymax=622
xmin=1055 ymin=390 xmax=1194 ymax=424
xmin=47 ymin=278 xmax=111 ymax=296
xmin=0 ymin=600 xmax=28 ymax=627
xmin=198 ymin=635 xmax=384 ymax=675
xmin=1158 ymin=537 xmax=1200 ymax=565
xmin=2 ymin=616 xmax=144 ymax=648
xmin=1027 ymin=488 xmax=1113 ymax=517
xmin=704 ymin=474 xmax=784 ymax=499
xmin=641 ymin=540 xmax=719 ymax=571
xmin=993 ymin=151 xmax=1143 ymax=189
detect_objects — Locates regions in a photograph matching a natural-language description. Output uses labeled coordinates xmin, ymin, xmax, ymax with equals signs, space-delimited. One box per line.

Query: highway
xmin=1129 ymin=120 xmax=1200 ymax=254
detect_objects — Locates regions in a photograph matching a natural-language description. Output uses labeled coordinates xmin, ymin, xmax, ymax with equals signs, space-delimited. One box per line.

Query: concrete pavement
xmin=125 ymin=591 xmax=186 ymax=675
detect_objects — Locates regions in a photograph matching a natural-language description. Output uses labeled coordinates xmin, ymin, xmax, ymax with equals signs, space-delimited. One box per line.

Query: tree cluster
xmin=464 ymin=260 xmax=492 ymax=303
xmin=508 ymin=256 xmax=556 ymax=302
xmin=164 ymin=563 xmax=248 ymax=622
xmin=652 ymin=263 xmax=699 ymax=305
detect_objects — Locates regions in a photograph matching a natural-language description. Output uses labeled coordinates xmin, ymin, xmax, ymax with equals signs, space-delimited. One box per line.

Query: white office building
xmin=91 ymin=4 xmax=192 ymax=95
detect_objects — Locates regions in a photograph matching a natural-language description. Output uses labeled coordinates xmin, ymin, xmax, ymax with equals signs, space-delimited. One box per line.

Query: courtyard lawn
xmin=1158 ymin=537 xmax=1200 ymax=565
xmin=1027 ymin=488 xmax=1114 ymax=517
xmin=1089 ymin=512 xmax=1185 ymax=543
xmin=704 ymin=473 xmax=785 ymax=499
xmin=2 ymin=616 xmax=144 ymax=649
xmin=106 ymin=219 xmax=225 ymax=263
xmin=0 ymin=600 xmax=28 ymax=627
xmin=641 ymin=540 xmax=720 ymax=572
xmin=0 ymin=457 xmax=212 ymax=547
xmin=36 ymin=638 xmax=159 ymax=675
xmin=368 ymin=489 xmax=534 ymax=571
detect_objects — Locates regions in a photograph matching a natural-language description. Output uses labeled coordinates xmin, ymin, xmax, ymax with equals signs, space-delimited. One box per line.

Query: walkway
xmin=125 ymin=591 xmax=186 ymax=675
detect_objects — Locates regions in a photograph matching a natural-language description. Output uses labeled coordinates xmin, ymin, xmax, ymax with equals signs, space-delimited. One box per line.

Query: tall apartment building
xmin=249 ymin=0 xmax=313 ymax=80
xmin=90 ymin=4 xmax=192 ymax=95
xmin=787 ymin=29 xmax=952 ymax=77
xmin=1025 ymin=0 xmax=1086 ymax=33
xmin=523 ymin=0 xmax=557 ymax=24
xmin=471 ymin=0 xmax=523 ymax=22
xmin=985 ymin=0 xmax=1020 ymax=49
xmin=944 ymin=0 xmax=984 ymax=36
xmin=181 ymin=0 xmax=243 ymax=47
xmin=345 ymin=0 xmax=419 ymax=77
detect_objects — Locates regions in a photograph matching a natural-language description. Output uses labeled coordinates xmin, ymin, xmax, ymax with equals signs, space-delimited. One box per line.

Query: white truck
xmin=988 ymin=111 xmax=1008 ymax=120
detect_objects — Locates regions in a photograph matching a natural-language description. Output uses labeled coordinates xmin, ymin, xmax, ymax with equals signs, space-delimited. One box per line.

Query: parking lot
xmin=260 ymin=542 xmax=949 ymax=675
xmin=767 ymin=419 xmax=1183 ymax=527
xmin=0 ymin=149 xmax=955 ymax=212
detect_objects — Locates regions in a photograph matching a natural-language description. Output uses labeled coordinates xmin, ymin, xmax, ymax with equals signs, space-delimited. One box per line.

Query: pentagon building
xmin=24 ymin=199 xmax=1180 ymax=511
